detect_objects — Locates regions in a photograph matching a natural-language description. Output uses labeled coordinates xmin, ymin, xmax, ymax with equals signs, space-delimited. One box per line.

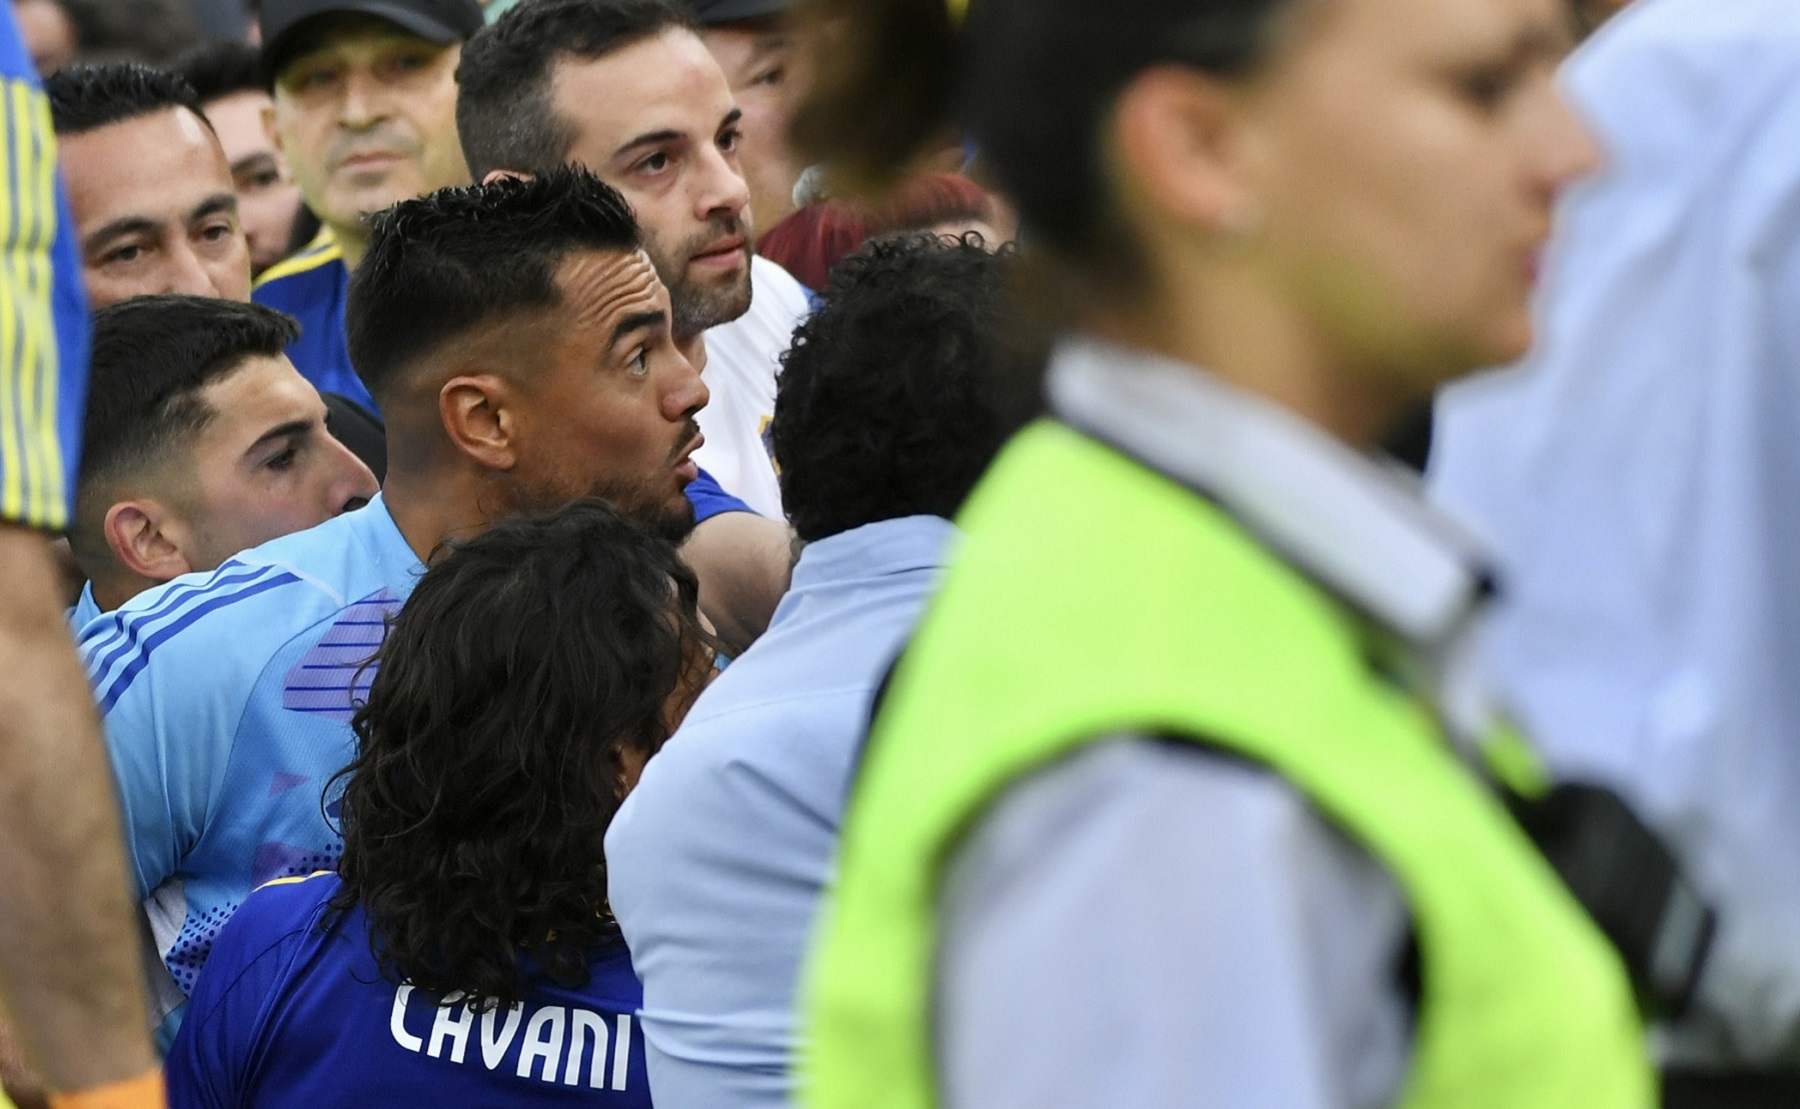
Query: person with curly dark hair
xmin=606 ymin=233 xmax=1029 ymax=1109
xmin=165 ymin=498 xmax=713 ymax=1107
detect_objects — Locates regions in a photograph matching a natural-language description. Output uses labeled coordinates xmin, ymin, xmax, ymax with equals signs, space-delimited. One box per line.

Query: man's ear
xmin=440 ymin=374 xmax=520 ymax=472
xmin=262 ymin=102 xmax=285 ymax=159
xmin=104 ymin=500 xmax=193 ymax=585
xmin=1110 ymin=65 xmax=1261 ymax=241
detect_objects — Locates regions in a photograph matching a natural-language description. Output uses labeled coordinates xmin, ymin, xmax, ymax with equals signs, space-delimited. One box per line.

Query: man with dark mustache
xmin=459 ymin=0 xmax=814 ymax=520
xmin=84 ymin=170 xmax=710 ymax=1049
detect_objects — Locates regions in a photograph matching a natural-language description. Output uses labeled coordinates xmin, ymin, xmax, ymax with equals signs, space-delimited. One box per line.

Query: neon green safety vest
xmin=801 ymin=420 xmax=1653 ymax=1109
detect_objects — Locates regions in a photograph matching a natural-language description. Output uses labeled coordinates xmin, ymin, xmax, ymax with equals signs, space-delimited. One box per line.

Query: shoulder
xmin=254 ymin=232 xmax=347 ymax=305
xmin=750 ymin=256 xmax=814 ymax=318
xmin=80 ymin=521 xmax=366 ymax=717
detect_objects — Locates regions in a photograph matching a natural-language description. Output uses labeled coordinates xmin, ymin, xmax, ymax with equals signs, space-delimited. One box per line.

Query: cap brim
xmin=265 ymin=0 xmax=472 ymax=76
xmin=692 ymin=0 xmax=796 ymax=25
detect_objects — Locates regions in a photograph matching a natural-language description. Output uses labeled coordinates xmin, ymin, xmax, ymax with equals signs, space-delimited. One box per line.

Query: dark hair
xmin=345 ymin=167 xmax=641 ymax=405
xmin=55 ymin=0 xmax=205 ymax=67
xmin=333 ymin=498 xmax=711 ymax=1012
xmin=71 ymin=295 xmax=299 ymax=565
xmin=456 ymin=0 xmax=693 ymax=180
xmin=170 ymin=38 xmax=265 ymax=103
xmin=45 ymin=61 xmax=207 ymax=135
xmin=773 ymin=234 xmax=1030 ymax=542
xmin=792 ymin=0 xmax=1300 ymax=267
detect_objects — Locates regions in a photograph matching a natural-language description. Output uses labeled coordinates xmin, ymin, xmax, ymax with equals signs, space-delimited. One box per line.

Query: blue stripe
xmin=96 ymin=572 xmax=301 ymax=713
xmin=84 ymin=564 xmax=291 ymax=683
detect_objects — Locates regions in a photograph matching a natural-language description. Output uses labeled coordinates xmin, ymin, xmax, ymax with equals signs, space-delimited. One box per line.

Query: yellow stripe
xmin=253 ymin=226 xmax=342 ymax=287
xmin=253 ymin=869 xmax=335 ymax=892
xmin=0 ymin=83 xmax=26 ymax=523
xmin=19 ymin=86 xmax=44 ymax=525
xmin=31 ymin=95 xmax=63 ymax=528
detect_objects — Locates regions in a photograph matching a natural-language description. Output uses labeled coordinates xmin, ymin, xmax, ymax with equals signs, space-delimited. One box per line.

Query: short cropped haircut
xmin=71 ymin=295 xmax=299 ymax=563
xmin=45 ymin=62 xmax=207 ymax=136
xmin=772 ymin=234 xmax=1031 ymax=543
xmin=171 ymin=39 xmax=265 ymax=103
xmin=334 ymin=498 xmax=711 ymax=1012
xmin=345 ymin=167 xmax=641 ymax=405
xmin=456 ymin=0 xmax=693 ymax=180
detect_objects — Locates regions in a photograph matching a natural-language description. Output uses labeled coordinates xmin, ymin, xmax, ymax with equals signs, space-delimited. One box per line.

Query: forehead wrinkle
xmin=560 ymin=251 xmax=664 ymax=342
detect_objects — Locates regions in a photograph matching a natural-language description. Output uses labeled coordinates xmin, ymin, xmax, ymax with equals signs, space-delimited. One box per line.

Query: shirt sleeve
xmin=0 ymin=11 xmax=88 ymax=532
xmin=686 ymin=467 xmax=756 ymax=524
xmin=935 ymin=736 xmax=1413 ymax=1109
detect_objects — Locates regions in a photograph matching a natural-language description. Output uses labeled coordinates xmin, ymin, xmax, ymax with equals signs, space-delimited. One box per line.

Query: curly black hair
xmin=772 ymin=233 xmax=1034 ymax=543
xmin=331 ymin=498 xmax=712 ymax=1013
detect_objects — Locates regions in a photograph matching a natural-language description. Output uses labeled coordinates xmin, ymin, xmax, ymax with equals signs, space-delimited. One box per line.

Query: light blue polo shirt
xmin=604 ymin=514 xmax=956 ymax=1108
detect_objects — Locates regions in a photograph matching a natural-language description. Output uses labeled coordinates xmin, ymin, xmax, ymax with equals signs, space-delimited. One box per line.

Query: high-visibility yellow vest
xmin=801 ymin=420 xmax=1653 ymax=1109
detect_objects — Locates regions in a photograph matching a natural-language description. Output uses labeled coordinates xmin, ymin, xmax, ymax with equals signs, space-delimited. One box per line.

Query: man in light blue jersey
xmin=84 ymin=168 xmax=714 ymax=1046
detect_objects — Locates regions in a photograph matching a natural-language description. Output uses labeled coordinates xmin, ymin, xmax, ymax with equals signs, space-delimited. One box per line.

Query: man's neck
xmin=329 ymin=221 xmax=369 ymax=271
xmin=379 ymin=464 xmax=497 ymax=566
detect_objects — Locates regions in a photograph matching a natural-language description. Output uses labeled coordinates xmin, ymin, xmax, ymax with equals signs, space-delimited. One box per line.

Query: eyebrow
xmin=609 ymin=309 xmax=667 ymax=353
xmin=191 ymin=193 xmax=240 ymax=223
xmin=85 ymin=216 xmax=162 ymax=247
xmin=246 ymin=418 xmax=312 ymax=457
xmin=613 ymin=109 xmax=745 ymax=159
xmin=229 ymin=152 xmax=279 ymax=178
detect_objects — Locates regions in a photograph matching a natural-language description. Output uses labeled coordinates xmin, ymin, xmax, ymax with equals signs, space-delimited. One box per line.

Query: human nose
xmin=163 ymin=241 xmax=220 ymax=298
xmin=662 ymin=343 xmax=710 ymax=423
xmin=1532 ymin=85 xmax=1602 ymax=205
xmin=325 ymin=433 xmax=381 ymax=509
xmin=339 ymin=68 xmax=390 ymax=129
xmin=693 ymin=142 xmax=751 ymax=225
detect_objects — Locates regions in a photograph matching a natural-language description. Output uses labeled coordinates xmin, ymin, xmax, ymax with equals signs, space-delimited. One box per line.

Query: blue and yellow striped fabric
xmin=0 ymin=6 xmax=87 ymax=532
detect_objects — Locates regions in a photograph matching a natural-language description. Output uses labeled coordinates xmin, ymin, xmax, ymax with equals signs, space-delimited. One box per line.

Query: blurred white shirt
xmin=1430 ymin=0 xmax=1800 ymax=1066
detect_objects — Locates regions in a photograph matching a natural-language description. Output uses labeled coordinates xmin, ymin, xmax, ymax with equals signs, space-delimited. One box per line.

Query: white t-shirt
xmin=693 ymin=256 xmax=812 ymax=519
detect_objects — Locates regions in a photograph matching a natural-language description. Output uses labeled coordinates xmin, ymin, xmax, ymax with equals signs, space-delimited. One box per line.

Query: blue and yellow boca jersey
xmin=0 ymin=6 xmax=88 ymax=531
xmin=252 ymin=229 xmax=378 ymax=413
xmin=80 ymin=482 xmax=750 ymax=1045
xmin=167 ymin=872 xmax=653 ymax=1108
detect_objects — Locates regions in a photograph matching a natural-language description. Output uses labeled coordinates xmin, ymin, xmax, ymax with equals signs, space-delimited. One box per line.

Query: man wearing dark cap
xmin=690 ymin=0 xmax=806 ymax=238
xmin=252 ymin=0 xmax=479 ymax=413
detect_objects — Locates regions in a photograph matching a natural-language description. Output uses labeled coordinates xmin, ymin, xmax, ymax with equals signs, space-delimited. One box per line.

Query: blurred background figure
xmin=11 ymin=0 xmax=203 ymax=72
xmin=758 ymin=171 xmax=1011 ymax=291
xmin=173 ymin=39 xmax=308 ymax=274
xmin=252 ymin=0 xmax=480 ymax=414
xmin=168 ymin=499 xmax=711 ymax=1107
xmin=1431 ymin=0 xmax=1800 ymax=1100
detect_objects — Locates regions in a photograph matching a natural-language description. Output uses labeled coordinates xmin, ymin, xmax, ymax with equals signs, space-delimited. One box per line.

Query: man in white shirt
xmin=458 ymin=0 xmax=809 ymax=518
xmin=1432 ymin=0 xmax=1800 ymax=1093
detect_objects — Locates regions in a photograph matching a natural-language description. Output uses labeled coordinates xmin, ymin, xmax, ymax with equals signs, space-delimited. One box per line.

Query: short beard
xmin=499 ymin=478 xmax=697 ymax=545
xmin=649 ymin=216 xmax=755 ymax=340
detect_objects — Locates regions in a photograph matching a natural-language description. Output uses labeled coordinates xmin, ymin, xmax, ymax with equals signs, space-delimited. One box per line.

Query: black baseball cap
xmin=688 ymin=0 xmax=795 ymax=25
xmin=261 ymin=0 xmax=485 ymax=78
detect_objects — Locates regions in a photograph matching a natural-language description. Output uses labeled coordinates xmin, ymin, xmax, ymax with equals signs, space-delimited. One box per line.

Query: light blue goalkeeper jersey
xmin=78 ymin=494 xmax=424 ymax=1047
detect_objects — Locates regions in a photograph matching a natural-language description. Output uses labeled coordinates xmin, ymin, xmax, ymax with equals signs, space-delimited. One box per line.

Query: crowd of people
xmin=3 ymin=0 xmax=1800 ymax=1106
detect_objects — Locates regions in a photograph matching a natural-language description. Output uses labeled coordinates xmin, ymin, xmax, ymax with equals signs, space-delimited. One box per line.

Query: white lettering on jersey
xmin=428 ymin=992 xmax=473 ymax=1063
xmin=390 ymin=984 xmax=424 ymax=1051
xmin=390 ymin=985 xmax=634 ymax=1089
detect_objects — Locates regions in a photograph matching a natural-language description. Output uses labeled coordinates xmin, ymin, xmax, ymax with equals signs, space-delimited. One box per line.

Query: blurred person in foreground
xmin=777 ymin=0 xmax=1703 ymax=1104
xmin=0 ymin=6 xmax=164 ymax=1109
xmin=1431 ymin=0 xmax=1800 ymax=1100
xmin=253 ymin=0 xmax=480 ymax=412
xmin=68 ymin=296 xmax=376 ymax=627
xmin=173 ymin=40 xmax=308 ymax=276
xmin=168 ymin=499 xmax=712 ymax=1106
xmin=82 ymin=169 xmax=718 ymax=1048
xmin=459 ymin=0 xmax=814 ymax=521
xmin=46 ymin=63 xmax=252 ymax=305
xmin=607 ymin=234 xmax=1027 ymax=1109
